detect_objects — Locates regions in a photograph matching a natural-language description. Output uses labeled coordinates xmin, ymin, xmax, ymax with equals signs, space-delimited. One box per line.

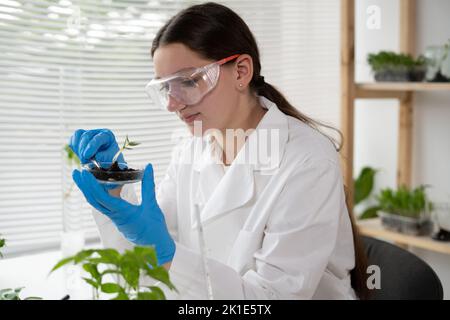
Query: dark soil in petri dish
xmin=88 ymin=161 xmax=141 ymax=183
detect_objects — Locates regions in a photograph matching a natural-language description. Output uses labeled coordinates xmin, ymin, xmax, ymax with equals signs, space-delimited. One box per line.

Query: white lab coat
xmin=92 ymin=96 xmax=357 ymax=300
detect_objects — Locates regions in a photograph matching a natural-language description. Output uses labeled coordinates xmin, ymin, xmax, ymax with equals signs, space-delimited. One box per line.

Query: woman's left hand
xmin=72 ymin=164 xmax=176 ymax=265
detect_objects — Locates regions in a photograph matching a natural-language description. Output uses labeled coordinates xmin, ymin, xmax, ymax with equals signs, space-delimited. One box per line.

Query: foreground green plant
xmin=50 ymin=246 xmax=176 ymax=300
xmin=0 ymin=288 xmax=42 ymax=300
xmin=377 ymin=185 xmax=433 ymax=219
xmin=0 ymin=237 xmax=42 ymax=300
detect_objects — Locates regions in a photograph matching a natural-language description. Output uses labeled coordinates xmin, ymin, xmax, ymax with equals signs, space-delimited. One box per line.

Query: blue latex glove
xmin=69 ymin=129 xmax=125 ymax=190
xmin=69 ymin=128 xmax=125 ymax=165
xmin=72 ymin=164 xmax=176 ymax=265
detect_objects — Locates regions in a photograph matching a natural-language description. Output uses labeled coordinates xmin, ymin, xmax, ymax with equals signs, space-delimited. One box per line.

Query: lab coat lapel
xmin=192 ymin=137 xmax=255 ymax=228
xmin=193 ymin=142 xmax=223 ymax=204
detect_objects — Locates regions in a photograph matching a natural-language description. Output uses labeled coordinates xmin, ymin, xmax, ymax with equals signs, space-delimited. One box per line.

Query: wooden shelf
xmin=340 ymin=0 xmax=448 ymax=197
xmin=357 ymin=82 xmax=450 ymax=92
xmin=357 ymin=218 xmax=450 ymax=256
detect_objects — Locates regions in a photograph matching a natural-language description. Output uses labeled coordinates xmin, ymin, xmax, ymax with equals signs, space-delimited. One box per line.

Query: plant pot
xmin=378 ymin=210 xmax=433 ymax=236
xmin=83 ymin=161 xmax=144 ymax=185
xmin=374 ymin=67 xmax=426 ymax=82
xmin=428 ymin=71 xmax=450 ymax=82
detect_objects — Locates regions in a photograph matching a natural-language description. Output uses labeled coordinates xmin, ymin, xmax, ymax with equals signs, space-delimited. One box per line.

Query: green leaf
xmin=74 ymin=249 xmax=95 ymax=263
xmin=112 ymin=292 xmax=129 ymax=300
xmin=0 ymin=288 xmax=23 ymax=300
xmin=0 ymin=288 xmax=13 ymax=294
xmin=0 ymin=237 xmax=4 ymax=258
xmin=359 ymin=206 xmax=380 ymax=220
xmin=83 ymin=263 xmax=101 ymax=282
xmin=64 ymin=144 xmax=81 ymax=168
xmin=120 ymin=252 xmax=140 ymax=289
xmin=144 ymin=265 xmax=176 ymax=291
xmin=24 ymin=296 xmax=43 ymax=300
xmin=1 ymin=292 xmax=20 ymax=300
xmin=101 ymin=269 xmax=121 ymax=276
xmin=133 ymin=246 xmax=158 ymax=268
xmin=136 ymin=291 xmax=159 ymax=300
xmin=82 ymin=277 xmax=99 ymax=289
xmin=101 ymin=283 xmax=122 ymax=294
xmin=50 ymin=256 xmax=76 ymax=273
xmin=97 ymin=249 xmax=121 ymax=265
xmin=146 ymin=286 xmax=166 ymax=300
xmin=354 ymin=167 xmax=377 ymax=205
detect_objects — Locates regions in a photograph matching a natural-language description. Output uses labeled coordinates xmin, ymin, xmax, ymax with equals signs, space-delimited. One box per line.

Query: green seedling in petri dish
xmin=111 ymin=135 xmax=140 ymax=167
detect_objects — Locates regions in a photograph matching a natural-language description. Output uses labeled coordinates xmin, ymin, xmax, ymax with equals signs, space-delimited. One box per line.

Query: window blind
xmin=0 ymin=0 xmax=340 ymax=257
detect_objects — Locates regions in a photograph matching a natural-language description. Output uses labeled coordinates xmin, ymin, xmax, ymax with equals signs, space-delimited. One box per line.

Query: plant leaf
xmin=120 ymin=251 xmax=140 ymax=289
xmin=50 ymin=256 xmax=76 ymax=273
xmin=82 ymin=277 xmax=99 ymax=289
xmin=74 ymin=249 xmax=95 ymax=263
xmin=97 ymin=249 xmax=121 ymax=265
xmin=144 ymin=265 xmax=176 ymax=291
xmin=101 ymin=269 xmax=121 ymax=276
xmin=146 ymin=286 xmax=166 ymax=300
xmin=354 ymin=167 xmax=377 ymax=205
xmin=136 ymin=291 xmax=159 ymax=300
xmin=359 ymin=206 xmax=380 ymax=220
xmin=101 ymin=283 xmax=122 ymax=294
xmin=133 ymin=246 xmax=158 ymax=268
xmin=64 ymin=144 xmax=81 ymax=168
xmin=0 ymin=288 xmax=23 ymax=300
xmin=83 ymin=263 xmax=101 ymax=282
xmin=112 ymin=291 xmax=129 ymax=300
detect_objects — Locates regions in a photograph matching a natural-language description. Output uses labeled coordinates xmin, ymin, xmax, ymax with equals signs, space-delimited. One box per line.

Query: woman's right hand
xmin=69 ymin=129 xmax=125 ymax=165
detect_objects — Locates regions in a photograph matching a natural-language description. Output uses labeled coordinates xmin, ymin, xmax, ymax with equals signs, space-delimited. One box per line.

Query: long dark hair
xmin=151 ymin=2 xmax=369 ymax=299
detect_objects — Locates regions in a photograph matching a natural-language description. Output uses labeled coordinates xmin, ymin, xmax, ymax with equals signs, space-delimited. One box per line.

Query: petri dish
xmin=83 ymin=161 xmax=144 ymax=185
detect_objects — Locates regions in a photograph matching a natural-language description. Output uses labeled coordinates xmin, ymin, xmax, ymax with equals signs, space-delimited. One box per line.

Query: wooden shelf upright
xmin=340 ymin=0 xmax=450 ymax=209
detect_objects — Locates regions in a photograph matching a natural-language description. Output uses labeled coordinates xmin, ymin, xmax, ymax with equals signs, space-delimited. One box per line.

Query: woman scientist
xmin=69 ymin=2 xmax=368 ymax=299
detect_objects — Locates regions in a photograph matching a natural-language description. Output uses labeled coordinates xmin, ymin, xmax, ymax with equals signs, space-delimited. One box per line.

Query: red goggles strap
xmin=217 ymin=54 xmax=240 ymax=66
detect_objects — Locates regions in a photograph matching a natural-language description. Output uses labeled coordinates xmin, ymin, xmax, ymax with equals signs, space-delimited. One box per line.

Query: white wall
xmin=355 ymin=0 xmax=450 ymax=299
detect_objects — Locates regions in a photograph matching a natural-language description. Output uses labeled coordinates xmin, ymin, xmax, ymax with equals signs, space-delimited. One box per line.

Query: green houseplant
xmin=367 ymin=51 xmax=426 ymax=82
xmin=0 ymin=237 xmax=42 ymax=300
xmin=50 ymin=246 xmax=177 ymax=300
xmin=376 ymin=185 xmax=434 ymax=235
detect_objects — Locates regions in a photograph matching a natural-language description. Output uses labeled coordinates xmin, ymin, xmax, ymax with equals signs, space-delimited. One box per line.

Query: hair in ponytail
xmin=255 ymin=80 xmax=343 ymax=151
xmin=151 ymin=2 xmax=369 ymax=299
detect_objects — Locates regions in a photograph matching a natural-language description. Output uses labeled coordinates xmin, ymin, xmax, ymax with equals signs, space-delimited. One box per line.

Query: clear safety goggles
xmin=145 ymin=54 xmax=240 ymax=110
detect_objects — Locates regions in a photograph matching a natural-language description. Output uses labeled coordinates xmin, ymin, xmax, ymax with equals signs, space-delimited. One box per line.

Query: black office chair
xmin=362 ymin=236 xmax=444 ymax=300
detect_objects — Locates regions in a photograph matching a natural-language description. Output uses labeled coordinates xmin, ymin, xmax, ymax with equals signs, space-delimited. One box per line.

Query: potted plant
xmin=0 ymin=237 xmax=42 ymax=300
xmin=83 ymin=135 xmax=144 ymax=185
xmin=424 ymin=40 xmax=450 ymax=82
xmin=367 ymin=51 xmax=427 ymax=82
xmin=376 ymin=185 xmax=434 ymax=236
xmin=50 ymin=246 xmax=177 ymax=300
